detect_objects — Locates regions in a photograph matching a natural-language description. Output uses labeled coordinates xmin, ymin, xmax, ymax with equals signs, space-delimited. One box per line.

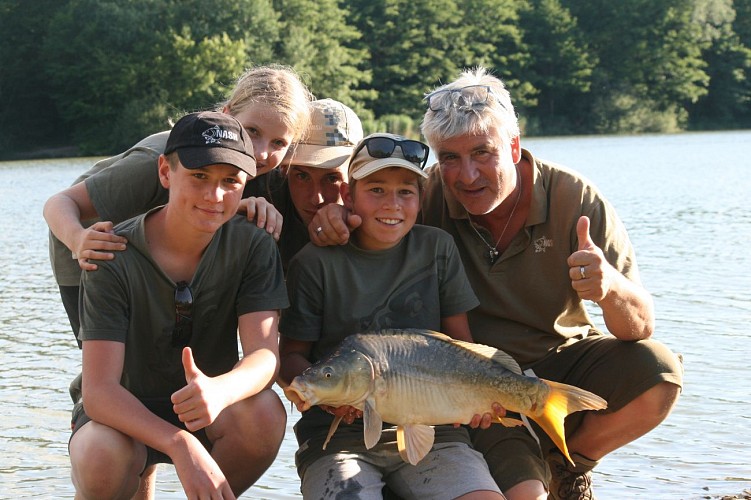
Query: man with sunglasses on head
xmin=310 ymin=68 xmax=683 ymax=500
xmin=69 ymin=111 xmax=289 ymax=500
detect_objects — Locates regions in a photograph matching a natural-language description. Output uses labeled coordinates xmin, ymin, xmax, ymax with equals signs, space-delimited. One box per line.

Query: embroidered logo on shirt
xmin=534 ymin=236 xmax=553 ymax=253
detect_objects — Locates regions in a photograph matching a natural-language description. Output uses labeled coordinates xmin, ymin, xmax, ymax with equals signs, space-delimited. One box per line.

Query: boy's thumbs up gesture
xmin=171 ymin=347 xmax=224 ymax=431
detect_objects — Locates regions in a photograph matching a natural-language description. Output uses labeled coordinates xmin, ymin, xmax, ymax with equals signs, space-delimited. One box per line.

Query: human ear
xmin=157 ymin=155 xmax=172 ymax=188
xmin=341 ymin=182 xmax=354 ymax=210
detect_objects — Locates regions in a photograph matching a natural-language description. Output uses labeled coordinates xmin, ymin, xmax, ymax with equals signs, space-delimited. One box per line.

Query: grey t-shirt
xmin=280 ymin=224 xmax=479 ymax=472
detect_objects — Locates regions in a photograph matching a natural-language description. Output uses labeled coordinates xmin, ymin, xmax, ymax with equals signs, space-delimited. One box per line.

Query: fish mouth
xmin=283 ymin=382 xmax=313 ymax=412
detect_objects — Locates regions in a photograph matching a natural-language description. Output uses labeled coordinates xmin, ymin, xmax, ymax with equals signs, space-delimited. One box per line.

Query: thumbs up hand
xmin=171 ymin=347 xmax=224 ymax=431
xmin=567 ymin=216 xmax=613 ymax=302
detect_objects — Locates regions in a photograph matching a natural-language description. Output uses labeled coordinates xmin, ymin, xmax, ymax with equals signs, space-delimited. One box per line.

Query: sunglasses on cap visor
xmin=426 ymin=85 xmax=502 ymax=112
xmin=172 ymin=281 xmax=193 ymax=348
xmin=353 ymin=136 xmax=430 ymax=170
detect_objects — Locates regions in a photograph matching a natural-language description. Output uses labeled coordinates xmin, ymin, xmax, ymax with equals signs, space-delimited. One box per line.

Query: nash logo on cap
xmin=202 ymin=125 xmax=239 ymax=145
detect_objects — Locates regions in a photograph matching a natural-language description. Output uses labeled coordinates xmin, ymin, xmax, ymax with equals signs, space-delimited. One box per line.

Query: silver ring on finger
xmin=579 ymin=266 xmax=586 ymax=280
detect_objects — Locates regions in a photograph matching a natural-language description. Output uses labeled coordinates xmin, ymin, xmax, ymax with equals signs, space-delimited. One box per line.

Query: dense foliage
xmin=1 ymin=0 xmax=749 ymax=157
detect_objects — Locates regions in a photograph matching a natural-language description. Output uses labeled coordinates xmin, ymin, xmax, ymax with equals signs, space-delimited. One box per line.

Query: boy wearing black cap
xmin=69 ymin=111 xmax=289 ymax=499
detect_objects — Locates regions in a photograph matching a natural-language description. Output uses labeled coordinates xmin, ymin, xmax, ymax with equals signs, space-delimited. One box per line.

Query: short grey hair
xmin=420 ymin=67 xmax=519 ymax=150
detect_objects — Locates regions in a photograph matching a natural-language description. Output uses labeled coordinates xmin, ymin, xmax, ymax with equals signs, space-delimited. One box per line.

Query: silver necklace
xmin=466 ymin=163 xmax=522 ymax=264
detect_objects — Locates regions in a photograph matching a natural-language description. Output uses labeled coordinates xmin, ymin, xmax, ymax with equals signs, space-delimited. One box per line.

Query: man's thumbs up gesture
xmin=567 ymin=215 xmax=614 ymax=303
xmin=171 ymin=347 xmax=225 ymax=431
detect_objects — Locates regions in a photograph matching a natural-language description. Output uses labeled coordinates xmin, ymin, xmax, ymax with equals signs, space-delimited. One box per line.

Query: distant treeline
xmin=1 ymin=0 xmax=749 ymax=158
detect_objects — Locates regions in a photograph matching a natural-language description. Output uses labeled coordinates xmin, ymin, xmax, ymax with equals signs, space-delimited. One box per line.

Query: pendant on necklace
xmin=489 ymin=248 xmax=499 ymax=263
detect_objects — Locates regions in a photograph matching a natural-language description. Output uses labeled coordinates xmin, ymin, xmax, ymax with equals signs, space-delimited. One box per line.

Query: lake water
xmin=0 ymin=131 xmax=749 ymax=499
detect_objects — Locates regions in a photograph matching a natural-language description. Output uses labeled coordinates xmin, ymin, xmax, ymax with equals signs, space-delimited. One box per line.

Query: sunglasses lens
xmin=356 ymin=136 xmax=429 ymax=169
xmin=400 ymin=141 xmax=428 ymax=166
xmin=365 ymin=137 xmax=397 ymax=159
xmin=460 ymin=86 xmax=488 ymax=107
xmin=172 ymin=282 xmax=193 ymax=347
xmin=428 ymin=85 xmax=493 ymax=112
xmin=428 ymin=90 xmax=450 ymax=112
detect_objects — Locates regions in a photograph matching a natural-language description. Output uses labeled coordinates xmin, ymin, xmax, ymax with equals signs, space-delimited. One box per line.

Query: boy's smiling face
xmin=344 ymin=167 xmax=421 ymax=251
xmin=160 ymin=156 xmax=247 ymax=235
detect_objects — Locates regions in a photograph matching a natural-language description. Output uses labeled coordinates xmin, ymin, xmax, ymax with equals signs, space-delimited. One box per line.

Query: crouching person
xmin=68 ymin=111 xmax=289 ymax=499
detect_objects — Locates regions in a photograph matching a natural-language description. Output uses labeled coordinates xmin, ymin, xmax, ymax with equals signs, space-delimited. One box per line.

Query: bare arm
xmin=171 ymin=310 xmax=281 ymax=431
xmin=441 ymin=314 xmax=506 ymax=427
xmin=43 ymin=182 xmax=127 ymax=271
xmin=82 ymin=340 xmax=233 ymax=498
xmin=440 ymin=313 xmax=474 ymax=342
xmin=568 ymin=216 xmax=654 ymax=340
xmin=278 ymin=336 xmax=313 ymax=387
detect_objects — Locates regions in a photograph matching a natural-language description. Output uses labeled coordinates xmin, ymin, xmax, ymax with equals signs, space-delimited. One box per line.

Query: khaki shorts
xmin=471 ymin=334 xmax=684 ymax=492
xmin=301 ymin=442 xmax=501 ymax=500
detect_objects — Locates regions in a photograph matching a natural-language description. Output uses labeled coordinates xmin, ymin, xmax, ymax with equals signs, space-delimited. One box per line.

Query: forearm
xmin=216 ymin=348 xmax=279 ymax=406
xmin=85 ymin=379 xmax=196 ymax=458
xmin=278 ymin=351 xmax=312 ymax=387
xmin=43 ymin=193 xmax=86 ymax=251
xmin=598 ymin=273 xmax=654 ymax=340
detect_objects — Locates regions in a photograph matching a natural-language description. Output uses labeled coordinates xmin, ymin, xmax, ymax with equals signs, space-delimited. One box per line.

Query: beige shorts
xmin=300 ymin=441 xmax=501 ymax=500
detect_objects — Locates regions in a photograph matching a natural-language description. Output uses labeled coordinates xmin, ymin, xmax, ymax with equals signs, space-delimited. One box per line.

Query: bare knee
xmin=503 ymin=480 xmax=547 ymax=500
xmin=638 ymin=381 xmax=681 ymax=424
xmin=70 ymin=422 xmax=145 ymax=499
xmin=208 ymin=389 xmax=287 ymax=492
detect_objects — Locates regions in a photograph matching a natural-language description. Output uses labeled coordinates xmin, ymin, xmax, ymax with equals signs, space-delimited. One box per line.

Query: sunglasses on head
xmin=353 ymin=136 xmax=430 ymax=170
xmin=426 ymin=84 xmax=503 ymax=112
xmin=172 ymin=281 xmax=193 ymax=348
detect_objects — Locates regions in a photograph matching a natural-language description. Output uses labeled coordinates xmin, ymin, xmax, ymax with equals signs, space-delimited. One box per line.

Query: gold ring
xmin=579 ymin=266 xmax=586 ymax=280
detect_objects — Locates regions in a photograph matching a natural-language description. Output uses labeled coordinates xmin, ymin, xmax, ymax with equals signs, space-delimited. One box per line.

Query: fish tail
xmin=529 ymin=379 xmax=608 ymax=465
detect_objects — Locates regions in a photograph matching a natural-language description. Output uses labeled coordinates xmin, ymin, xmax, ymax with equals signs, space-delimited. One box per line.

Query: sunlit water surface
xmin=1 ymin=131 xmax=749 ymax=498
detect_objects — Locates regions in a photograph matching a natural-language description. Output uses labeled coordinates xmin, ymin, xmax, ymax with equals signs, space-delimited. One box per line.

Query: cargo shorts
xmin=470 ymin=333 xmax=683 ymax=492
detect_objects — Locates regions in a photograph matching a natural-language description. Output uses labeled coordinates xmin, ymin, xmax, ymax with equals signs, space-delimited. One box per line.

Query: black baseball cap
xmin=164 ymin=111 xmax=256 ymax=176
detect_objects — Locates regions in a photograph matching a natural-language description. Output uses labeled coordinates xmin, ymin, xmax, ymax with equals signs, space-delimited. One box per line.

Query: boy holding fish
xmin=310 ymin=69 xmax=684 ymax=500
xmin=278 ymin=133 xmax=505 ymax=499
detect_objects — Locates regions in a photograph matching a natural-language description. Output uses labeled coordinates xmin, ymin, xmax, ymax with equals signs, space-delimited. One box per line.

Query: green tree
xmin=43 ymin=0 xmax=278 ymax=154
xmin=459 ymin=0 xmax=534 ymax=109
xmin=519 ymin=0 xmax=596 ymax=134
xmin=0 ymin=0 xmax=69 ymax=156
xmin=273 ymin=0 xmax=372 ymax=119
xmin=345 ymin=0 xmax=471 ymax=121
xmin=564 ymin=0 xmax=712 ymax=132
xmin=688 ymin=0 xmax=751 ymax=128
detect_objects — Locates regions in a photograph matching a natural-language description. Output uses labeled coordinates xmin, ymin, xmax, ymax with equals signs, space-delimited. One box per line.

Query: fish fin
xmin=529 ymin=379 xmax=608 ymax=465
xmin=416 ymin=329 xmax=523 ymax=374
xmin=397 ymin=424 xmax=435 ymax=465
xmin=496 ymin=416 xmax=525 ymax=427
xmin=362 ymin=397 xmax=383 ymax=449
xmin=322 ymin=415 xmax=343 ymax=450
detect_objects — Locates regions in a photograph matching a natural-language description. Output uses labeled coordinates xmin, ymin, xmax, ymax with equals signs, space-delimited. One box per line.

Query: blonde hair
xmin=420 ymin=67 xmax=519 ymax=149
xmin=221 ymin=64 xmax=314 ymax=143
